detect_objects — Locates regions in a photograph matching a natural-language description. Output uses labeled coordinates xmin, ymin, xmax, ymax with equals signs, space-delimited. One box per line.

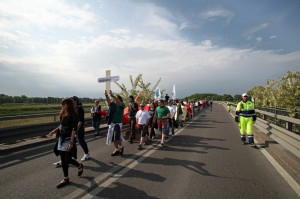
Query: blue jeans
xmin=92 ymin=119 xmax=101 ymax=135
xmin=165 ymin=119 xmax=174 ymax=136
xmin=169 ymin=118 xmax=174 ymax=135
xmin=158 ymin=120 xmax=168 ymax=135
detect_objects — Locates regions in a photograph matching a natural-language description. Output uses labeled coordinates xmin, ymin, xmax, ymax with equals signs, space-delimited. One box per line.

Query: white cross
xmin=106 ymin=70 xmax=111 ymax=92
xmin=97 ymin=70 xmax=119 ymax=91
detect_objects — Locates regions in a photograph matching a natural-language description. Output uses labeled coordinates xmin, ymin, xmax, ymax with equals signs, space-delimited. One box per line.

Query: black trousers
xmin=77 ymin=127 xmax=89 ymax=154
xmin=59 ymin=151 xmax=80 ymax=177
xmin=129 ymin=118 xmax=136 ymax=140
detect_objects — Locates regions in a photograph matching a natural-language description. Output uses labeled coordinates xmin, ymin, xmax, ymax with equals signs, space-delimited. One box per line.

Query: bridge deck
xmin=0 ymin=103 xmax=299 ymax=198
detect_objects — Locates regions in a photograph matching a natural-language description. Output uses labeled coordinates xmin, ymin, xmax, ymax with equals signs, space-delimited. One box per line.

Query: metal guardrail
xmin=257 ymin=106 xmax=300 ymax=119
xmin=1 ymin=104 xmax=300 ymax=158
xmin=0 ymin=109 xmax=97 ymax=122
xmin=0 ymin=118 xmax=94 ymax=144
xmin=224 ymin=102 xmax=300 ymax=159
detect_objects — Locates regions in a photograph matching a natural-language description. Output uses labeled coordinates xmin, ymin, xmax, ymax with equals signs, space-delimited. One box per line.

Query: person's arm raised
xmin=105 ymin=90 xmax=111 ymax=104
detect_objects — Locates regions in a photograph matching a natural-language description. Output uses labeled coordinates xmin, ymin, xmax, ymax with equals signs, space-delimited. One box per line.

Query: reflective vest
xmin=236 ymin=100 xmax=256 ymax=117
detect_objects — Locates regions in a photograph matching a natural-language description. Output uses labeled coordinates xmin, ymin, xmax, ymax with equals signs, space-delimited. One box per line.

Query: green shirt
xmin=155 ymin=106 xmax=170 ymax=120
xmin=112 ymin=103 xmax=125 ymax=123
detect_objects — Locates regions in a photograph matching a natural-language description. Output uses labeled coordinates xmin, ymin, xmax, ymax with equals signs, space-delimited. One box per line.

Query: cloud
xmin=0 ymin=0 xmax=299 ymax=98
xmin=178 ymin=22 xmax=190 ymax=30
xmin=199 ymin=6 xmax=235 ymax=24
xmin=0 ymin=0 xmax=96 ymax=30
xmin=270 ymin=35 xmax=277 ymax=39
xmin=255 ymin=37 xmax=262 ymax=44
xmin=109 ymin=28 xmax=131 ymax=35
xmin=2 ymin=30 xmax=299 ymax=97
xmin=130 ymin=3 xmax=179 ymax=38
xmin=244 ymin=22 xmax=270 ymax=36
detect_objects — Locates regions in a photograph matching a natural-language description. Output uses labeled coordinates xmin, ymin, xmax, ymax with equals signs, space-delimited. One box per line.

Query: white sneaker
xmin=81 ymin=154 xmax=90 ymax=161
xmin=53 ymin=160 xmax=61 ymax=167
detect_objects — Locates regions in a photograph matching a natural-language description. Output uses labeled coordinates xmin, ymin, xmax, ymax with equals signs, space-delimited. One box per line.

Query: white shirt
xmin=91 ymin=105 xmax=100 ymax=113
xmin=172 ymin=104 xmax=177 ymax=112
xmin=135 ymin=110 xmax=151 ymax=125
xmin=168 ymin=105 xmax=176 ymax=118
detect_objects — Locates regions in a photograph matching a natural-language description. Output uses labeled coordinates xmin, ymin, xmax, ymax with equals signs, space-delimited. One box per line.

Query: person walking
xmin=135 ymin=102 xmax=151 ymax=150
xmin=91 ymin=100 xmax=102 ymax=136
xmin=209 ymin=100 xmax=213 ymax=111
xmin=148 ymin=102 xmax=157 ymax=140
xmin=235 ymin=93 xmax=257 ymax=146
xmin=165 ymin=94 xmax=170 ymax=102
xmin=105 ymin=90 xmax=125 ymax=156
xmin=175 ymin=100 xmax=183 ymax=127
xmin=128 ymin=95 xmax=138 ymax=143
xmin=181 ymin=101 xmax=187 ymax=122
xmin=49 ymin=98 xmax=83 ymax=188
xmin=227 ymin=102 xmax=231 ymax=112
xmin=153 ymin=99 xmax=170 ymax=146
xmin=72 ymin=96 xmax=90 ymax=161
xmin=167 ymin=101 xmax=176 ymax=137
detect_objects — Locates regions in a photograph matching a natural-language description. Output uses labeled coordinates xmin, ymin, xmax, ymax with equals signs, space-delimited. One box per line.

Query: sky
xmin=0 ymin=0 xmax=300 ymax=99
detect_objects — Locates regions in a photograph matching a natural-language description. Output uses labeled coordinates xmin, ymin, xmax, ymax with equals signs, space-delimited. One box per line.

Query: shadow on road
xmin=167 ymin=135 xmax=229 ymax=151
xmin=97 ymin=182 xmax=159 ymax=199
xmin=141 ymin=156 xmax=216 ymax=177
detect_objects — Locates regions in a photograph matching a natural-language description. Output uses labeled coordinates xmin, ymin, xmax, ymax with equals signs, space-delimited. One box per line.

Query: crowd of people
xmin=48 ymin=90 xmax=218 ymax=189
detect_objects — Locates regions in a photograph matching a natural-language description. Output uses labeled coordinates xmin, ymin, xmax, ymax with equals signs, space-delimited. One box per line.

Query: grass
xmin=0 ymin=103 xmax=61 ymax=115
xmin=0 ymin=103 xmax=100 ymax=115
xmin=0 ymin=113 xmax=93 ymax=128
xmin=0 ymin=103 xmax=102 ymax=128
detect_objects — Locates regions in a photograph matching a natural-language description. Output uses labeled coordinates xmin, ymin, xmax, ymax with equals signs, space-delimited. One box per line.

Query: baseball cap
xmin=242 ymin=93 xmax=248 ymax=97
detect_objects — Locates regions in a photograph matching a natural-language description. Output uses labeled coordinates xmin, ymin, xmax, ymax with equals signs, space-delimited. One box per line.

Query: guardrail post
xmin=262 ymin=114 xmax=267 ymax=120
xmin=274 ymin=107 xmax=277 ymax=125
xmin=286 ymin=121 xmax=293 ymax=131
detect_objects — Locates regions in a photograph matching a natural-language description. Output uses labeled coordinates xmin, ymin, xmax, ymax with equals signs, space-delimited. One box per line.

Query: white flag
xmin=154 ymin=87 xmax=161 ymax=99
xmin=172 ymin=84 xmax=176 ymax=100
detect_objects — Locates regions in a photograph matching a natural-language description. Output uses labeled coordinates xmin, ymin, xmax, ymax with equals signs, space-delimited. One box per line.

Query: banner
xmin=172 ymin=84 xmax=176 ymax=100
xmin=97 ymin=76 xmax=120 ymax=83
xmin=154 ymin=87 xmax=161 ymax=100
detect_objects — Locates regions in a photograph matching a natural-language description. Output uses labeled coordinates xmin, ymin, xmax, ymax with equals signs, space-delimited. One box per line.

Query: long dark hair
xmin=150 ymin=102 xmax=156 ymax=110
xmin=59 ymin=98 xmax=77 ymax=122
xmin=117 ymin=95 xmax=123 ymax=102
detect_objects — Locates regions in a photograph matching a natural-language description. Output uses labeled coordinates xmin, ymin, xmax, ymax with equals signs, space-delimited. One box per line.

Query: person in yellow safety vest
xmin=235 ymin=93 xmax=257 ymax=147
xmin=226 ymin=102 xmax=231 ymax=112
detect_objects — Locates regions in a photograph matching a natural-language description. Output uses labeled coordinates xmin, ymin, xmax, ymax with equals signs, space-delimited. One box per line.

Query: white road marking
xmin=64 ymin=113 xmax=203 ymax=199
xmin=0 ymin=159 xmax=21 ymax=168
xmin=24 ymin=151 xmax=51 ymax=159
xmin=260 ymin=146 xmax=300 ymax=196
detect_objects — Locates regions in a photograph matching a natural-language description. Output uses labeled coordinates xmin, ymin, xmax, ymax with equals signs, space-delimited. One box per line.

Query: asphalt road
xmin=0 ymin=104 xmax=299 ymax=199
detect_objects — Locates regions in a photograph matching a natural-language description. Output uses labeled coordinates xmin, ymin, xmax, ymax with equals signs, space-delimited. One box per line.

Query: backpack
xmin=106 ymin=102 xmax=117 ymax=125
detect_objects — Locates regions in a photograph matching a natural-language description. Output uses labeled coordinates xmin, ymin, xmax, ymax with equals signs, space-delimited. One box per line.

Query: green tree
xmin=222 ymin=94 xmax=233 ymax=102
xmin=248 ymin=71 xmax=300 ymax=110
xmin=114 ymin=74 xmax=162 ymax=105
xmin=233 ymin=95 xmax=242 ymax=102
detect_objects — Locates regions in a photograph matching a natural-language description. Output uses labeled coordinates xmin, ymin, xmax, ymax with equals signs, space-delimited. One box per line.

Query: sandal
xmin=56 ymin=178 xmax=69 ymax=188
xmin=78 ymin=163 xmax=83 ymax=176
